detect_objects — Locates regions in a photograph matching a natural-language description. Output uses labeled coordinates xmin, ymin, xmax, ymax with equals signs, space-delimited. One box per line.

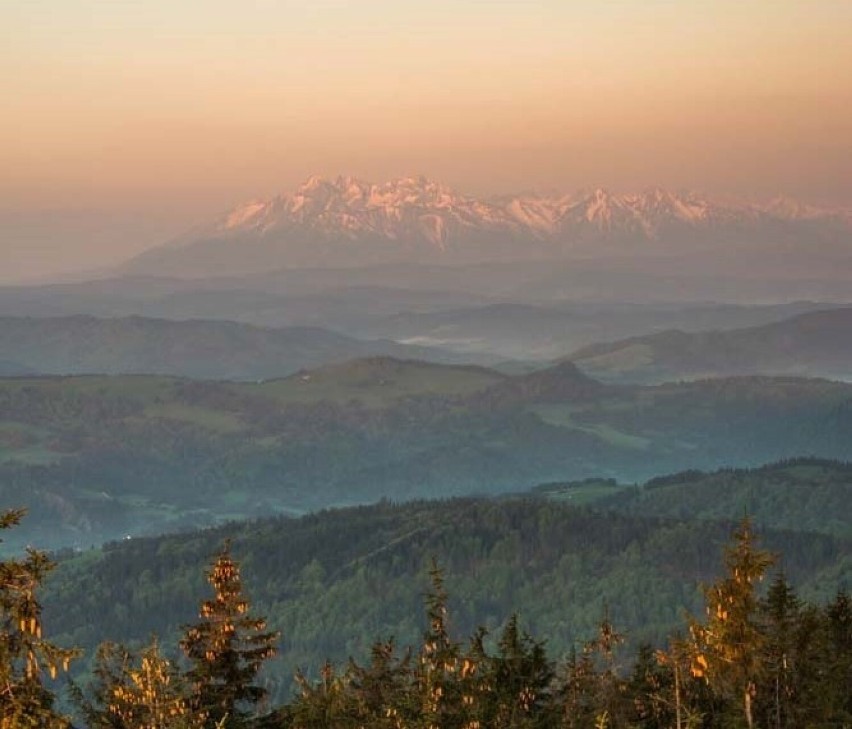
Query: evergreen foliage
xmin=70 ymin=639 xmax=203 ymax=729
xmin=80 ymin=638 xmax=204 ymax=729
xmin=180 ymin=544 xmax=279 ymax=728
xmin=0 ymin=509 xmax=78 ymax=728
xmin=4 ymin=497 xmax=852 ymax=727
xmin=688 ymin=518 xmax=775 ymax=728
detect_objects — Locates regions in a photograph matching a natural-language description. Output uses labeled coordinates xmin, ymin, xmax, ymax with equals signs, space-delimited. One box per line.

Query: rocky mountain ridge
xmin=123 ymin=176 xmax=852 ymax=275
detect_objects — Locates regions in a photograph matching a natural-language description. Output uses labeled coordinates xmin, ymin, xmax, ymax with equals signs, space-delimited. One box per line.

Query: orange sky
xmin=2 ymin=1 xmax=852 ymax=280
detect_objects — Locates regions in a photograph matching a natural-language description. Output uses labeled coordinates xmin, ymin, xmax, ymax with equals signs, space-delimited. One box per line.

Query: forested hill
xmin=4 ymin=361 xmax=852 ymax=551
xmin=569 ymin=306 xmax=852 ymax=384
xmin=540 ymin=458 xmax=852 ymax=538
xmin=43 ymin=484 xmax=852 ymax=700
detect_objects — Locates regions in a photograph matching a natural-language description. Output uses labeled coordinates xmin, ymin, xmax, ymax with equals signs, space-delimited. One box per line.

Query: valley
xmin=3 ymin=357 xmax=852 ymax=553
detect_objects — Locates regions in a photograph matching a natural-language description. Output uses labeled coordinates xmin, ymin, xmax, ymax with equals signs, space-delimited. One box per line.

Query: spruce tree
xmin=290 ymin=661 xmax=359 ymax=729
xmin=815 ymin=590 xmax=852 ymax=724
xmin=627 ymin=644 xmax=674 ymax=729
xmin=347 ymin=639 xmax=416 ymax=727
xmin=689 ymin=517 xmax=774 ymax=729
xmin=418 ymin=560 xmax=461 ymax=728
xmin=484 ymin=614 xmax=555 ymax=728
xmin=95 ymin=639 xmax=204 ymax=729
xmin=180 ymin=543 xmax=278 ymax=729
xmin=757 ymin=573 xmax=802 ymax=729
xmin=0 ymin=509 xmax=79 ymax=729
xmin=416 ymin=560 xmax=485 ymax=729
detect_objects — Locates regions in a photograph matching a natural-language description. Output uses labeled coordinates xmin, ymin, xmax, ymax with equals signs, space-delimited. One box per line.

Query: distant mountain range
xmin=570 ymin=307 xmax=852 ymax=383
xmin=122 ymin=176 xmax=852 ymax=276
xmin=0 ymin=315 xmax=485 ymax=380
xmin=372 ymin=301 xmax=848 ymax=361
xmin=3 ymin=305 xmax=852 ymax=383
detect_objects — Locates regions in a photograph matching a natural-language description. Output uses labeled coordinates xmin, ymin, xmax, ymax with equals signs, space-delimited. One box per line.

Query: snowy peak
xmin=223 ymin=200 xmax=267 ymax=229
xmin=207 ymin=175 xmax=521 ymax=247
xmin=206 ymin=178 xmax=850 ymax=244
xmin=140 ymin=176 xmax=852 ymax=275
xmin=762 ymin=195 xmax=828 ymax=221
xmin=633 ymin=188 xmax=711 ymax=223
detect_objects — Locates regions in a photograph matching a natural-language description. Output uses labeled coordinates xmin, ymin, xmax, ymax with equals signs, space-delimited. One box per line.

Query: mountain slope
xmin=581 ymin=458 xmax=852 ymax=538
xmin=0 ymin=315 xmax=484 ymax=380
xmin=569 ymin=307 xmax=852 ymax=383
xmin=120 ymin=176 xmax=852 ymax=276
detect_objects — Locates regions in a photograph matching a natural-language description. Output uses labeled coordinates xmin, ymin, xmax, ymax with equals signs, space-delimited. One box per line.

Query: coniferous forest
xmin=2 ymin=500 xmax=851 ymax=729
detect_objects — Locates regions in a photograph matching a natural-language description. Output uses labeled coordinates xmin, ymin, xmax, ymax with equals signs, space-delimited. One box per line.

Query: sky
xmin=3 ymin=0 xmax=852 ymax=281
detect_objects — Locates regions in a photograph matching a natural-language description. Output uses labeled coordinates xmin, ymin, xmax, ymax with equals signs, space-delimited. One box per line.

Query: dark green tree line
xmin=3 ymin=509 xmax=852 ymax=728
xmin=0 ymin=509 xmax=79 ymax=728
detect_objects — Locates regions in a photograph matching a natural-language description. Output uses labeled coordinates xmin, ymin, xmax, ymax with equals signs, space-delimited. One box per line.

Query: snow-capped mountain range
xmin=124 ymin=176 xmax=852 ymax=276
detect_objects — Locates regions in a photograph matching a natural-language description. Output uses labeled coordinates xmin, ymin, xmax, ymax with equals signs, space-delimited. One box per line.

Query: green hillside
xmin=544 ymin=458 xmax=852 ymax=538
xmin=3 ymin=361 xmax=852 ymax=551
xmin=42 ymin=490 xmax=852 ymax=703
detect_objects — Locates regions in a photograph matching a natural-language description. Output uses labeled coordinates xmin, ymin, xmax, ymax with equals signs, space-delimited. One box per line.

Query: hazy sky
xmin=3 ymin=0 xmax=852 ymax=281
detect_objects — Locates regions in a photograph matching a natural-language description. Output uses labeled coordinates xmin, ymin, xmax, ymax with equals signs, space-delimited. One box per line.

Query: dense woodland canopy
xmin=38 ymin=459 xmax=852 ymax=690
xmin=2 ymin=495 xmax=852 ymax=727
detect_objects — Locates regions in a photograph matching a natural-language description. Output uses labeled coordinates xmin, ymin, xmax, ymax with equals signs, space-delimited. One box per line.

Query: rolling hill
xmin=2 ymin=273 xmax=846 ymax=364
xmin=547 ymin=458 xmax=852 ymax=538
xmin=0 ymin=314 xmax=488 ymax=380
xmin=570 ymin=307 xmax=852 ymax=383
xmin=3 ymin=357 xmax=852 ymax=551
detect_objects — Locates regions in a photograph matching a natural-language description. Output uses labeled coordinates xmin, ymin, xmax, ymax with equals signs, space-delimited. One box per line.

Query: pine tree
xmin=180 ymin=543 xmax=278 ymax=729
xmin=757 ymin=573 xmax=802 ymax=729
xmin=628 ymin=644 xmax=674 ymax=729
xmin=347 ymin=638 xmax=416 ymax=727
xmin=0 ymin=509 xmax=79 ymax=729
xmin=415 ymin=559 xmax=488 ymax=729
xmin=483 ymin=614 xmax=555 ymax=728
xmin=689 ymin=517 xmax=774 ymax=729
xmin=290 ymin=661 xmax=359 ymax=729
xmin=102 ymin=639 xmax=204 ymax=729
xmin=814 ymin=589 xmax=852 ymax=724
xmin=418 ymin=560 xmax=462 ymax=728
xmin=651 ymin=636 xmax=708 ymax=729
xmin=558 ymin=644 xmax=599 ymax=729
xmin=587 ymin=608 xmax=629 ymax=729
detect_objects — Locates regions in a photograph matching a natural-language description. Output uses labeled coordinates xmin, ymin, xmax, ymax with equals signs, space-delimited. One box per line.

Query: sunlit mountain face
xmin=121 ymin=176 xmax=852 ymax=276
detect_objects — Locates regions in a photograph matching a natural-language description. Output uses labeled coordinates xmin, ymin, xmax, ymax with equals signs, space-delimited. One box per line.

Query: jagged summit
xmin=124 ymin=177 xmax=852 ymax=276
xmin=209 ymin=176 xmax=847 ymax=238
